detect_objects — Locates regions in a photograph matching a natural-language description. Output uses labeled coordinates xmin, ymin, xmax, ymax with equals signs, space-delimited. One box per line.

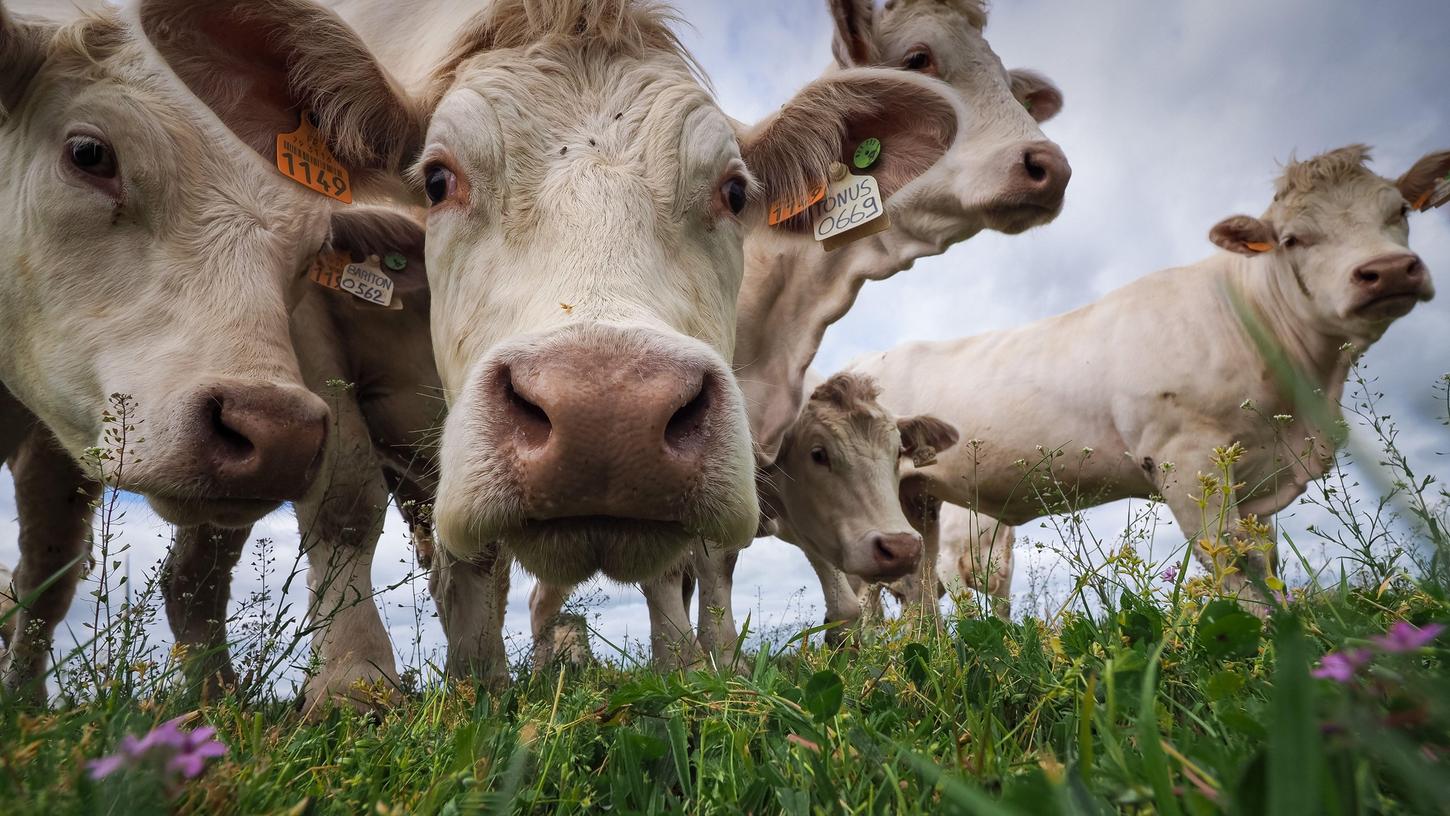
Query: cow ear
xmin=0 ymin=4 xmax=53 ymax=119
xmin=1395 ymin=149 xmax=1450 ymax=210
xmin=1008 ymin=69 xmax=1063 ymax=124
xmin=898 ymin=415 xmax=959 ymax=467
xmin=741 ymin=67 xmax=958 ymax=232
xmin=829 ymin=0 xmax=878 ymax=67
xmin=1209 ymin=214 xmax=1278 ymax=255
xmin=137 ymin=0 xmax=423 ymax=199
xmin=327 ymin=207 xmax=428 ymax=299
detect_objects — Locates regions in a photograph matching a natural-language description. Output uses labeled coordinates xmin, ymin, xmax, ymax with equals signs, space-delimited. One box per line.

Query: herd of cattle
xmin=0 ymin=0 xmax=1443 ymax=712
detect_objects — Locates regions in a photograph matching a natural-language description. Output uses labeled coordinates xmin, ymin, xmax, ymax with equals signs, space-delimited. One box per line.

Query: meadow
xmin=2 ymin=370 xmax=1448 ymax=815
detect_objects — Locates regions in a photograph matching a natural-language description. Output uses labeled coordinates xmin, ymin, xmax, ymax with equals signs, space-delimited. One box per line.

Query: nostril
xmin=501 ymin=367 xmax=552 ymax=450
xmin=664 ymin=374 xmax=711 ymax=452
xmin=1023 ymin=151 xmax=1047 ymax=183
xmin=873 ymin=535 xmax=895 ymax=564
xmin=209 ymin=396 xmax=255 ymax=460
xmin=1355 ymin=269 xmax=1381 ymax=286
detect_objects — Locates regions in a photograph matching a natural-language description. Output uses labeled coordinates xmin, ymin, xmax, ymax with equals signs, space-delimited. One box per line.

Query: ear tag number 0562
xmin=814 ymin=163 xmax=888 ymax=250
xmin=276 ymin=112 xmax=353 ymax=203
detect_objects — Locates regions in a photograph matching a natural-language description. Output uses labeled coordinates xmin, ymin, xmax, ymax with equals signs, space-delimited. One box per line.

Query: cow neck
xmin=735 ymin=223 xmax=950 ymax=464
xmin=1226 ymin=252 xmax=1354 ymax=416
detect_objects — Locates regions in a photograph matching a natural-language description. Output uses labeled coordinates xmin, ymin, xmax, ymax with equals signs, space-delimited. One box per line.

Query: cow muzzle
xmin=1352 ymin=253 xmax=1434 ymax=318
xmin=982 ymin=140 xmax=1071 ymax=233
xmin=442 ymin=324 xmax=757 ymax=583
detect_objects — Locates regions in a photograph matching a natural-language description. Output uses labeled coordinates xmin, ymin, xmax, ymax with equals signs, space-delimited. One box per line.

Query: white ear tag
xmin=339 ymin=255 xmax=395 ymax=308
xmin=814 ymin=162 xmax=890 ymax=251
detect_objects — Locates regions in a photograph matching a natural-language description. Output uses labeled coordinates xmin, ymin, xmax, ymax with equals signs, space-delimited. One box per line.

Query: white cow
xmin=851 ymin=144 xmax=1446 ymax=609
xmin=317 ymin=0 xmax=1006 ymax=678
xmin=531 ymin=0 xmax=1073 ymax=667
xmin=0 ymin=0 xmax=430 ymax=697
xmin=765 ymin=372 xmax=959 ymax=645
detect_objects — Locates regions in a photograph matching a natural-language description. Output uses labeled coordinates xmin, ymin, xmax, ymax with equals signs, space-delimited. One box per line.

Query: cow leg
xmin=434 ymin=543 xmax=511 ymax=688
xmin=897 ymin=479 xmax=944 ymax=628
xmin=161 ymin=524 xmax=248 ymax=698
xmin=692 ymin=543 xmax=745 ymax=667
xmin=295 ymin=397 xmax=398 ymax=716
xmin=641 ymin=566 xmax=701 ymax=671
xmin=3 ymin=425 xmax=98 ymax=700
xmin=528 ymin=580 xmax=592 ymax=671
xmin=806 ymin=553 xmax=861 ymax=647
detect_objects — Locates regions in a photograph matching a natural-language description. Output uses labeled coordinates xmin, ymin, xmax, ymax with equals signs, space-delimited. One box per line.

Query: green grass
xmin=3 ymin=371 xmax=1449 ymax=814
xmin=2 ymin=581 xmax=1448 ymax=815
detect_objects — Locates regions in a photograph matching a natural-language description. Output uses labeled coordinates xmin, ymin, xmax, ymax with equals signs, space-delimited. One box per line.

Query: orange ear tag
xmin=1418 ymin=174 xmax=1450 ymax=211
xmin=276 ymin=112 xmax=353 ymax=203
xmin=308 ymin=250 xmax=349 ymax=290
xmin=767 ymin=181 xmax=827 ymax=226
xmin=1244 ymin=241 xmax=1274 ymax=253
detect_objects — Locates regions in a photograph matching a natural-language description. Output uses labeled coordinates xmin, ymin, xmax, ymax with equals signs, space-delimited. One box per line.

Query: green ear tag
xmin=383 ymin=252 xmax=408 ymax=272
xmin=853 ymin=137 xmax=882 ymax=170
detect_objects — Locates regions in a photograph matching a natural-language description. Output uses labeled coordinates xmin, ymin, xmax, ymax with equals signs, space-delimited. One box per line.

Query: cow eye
xmin=66 ymin=135 xmax=117 ymax=179
xmin=1398 ymin=203 xmax=1411 ymax=220
xmin=1281 ymin=234 xmax=1300 ymax=249
xmin=810 ymin=446 xmax=830 ymax=467
xmin=423 ymin=163 xmax=457 ymax=206
xmin=902 ymin=47 xmax=935 ymax=75
xmin=719 ymin=175 xmax=748 ymax=216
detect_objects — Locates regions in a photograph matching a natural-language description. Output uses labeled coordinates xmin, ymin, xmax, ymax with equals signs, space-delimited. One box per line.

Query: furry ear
xmin=1009 ymin=69 xmax=1064 ymax=124
xmin=327 ymin=208 xmax=428 ymax=299
xmin=1209 ymin=214 xmax=1278 ymax=255
xmin=1395 ymin=149 xmax=1450 ymax=211
xmin=898 ymin=415 xmax=959 ymax=467
xmin=138 ymin=0 xmax=423 ymax=197
xmin=0 ymin=3 xmax=55 ymax=119
xmin=741 ymin=67 xmax=958 ymax=231
xmin=829 ymin=0 xmax=878 ymax=66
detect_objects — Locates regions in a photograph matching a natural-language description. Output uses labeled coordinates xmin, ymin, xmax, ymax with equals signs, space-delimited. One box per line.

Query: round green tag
xmin=853 ymin=137 xmax=882 ymax=170
xmin=383 ymin=252 xmax=408 ymax=272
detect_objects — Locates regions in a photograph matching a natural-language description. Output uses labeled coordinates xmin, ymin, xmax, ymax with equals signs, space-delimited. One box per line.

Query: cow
xmin=310 ymin=0 xmax=1013 ymax=677
xmin=761 ymin=372 xmax=959 ymax=646
xmin=529 ymin=0 xmax=1072 ymax=668
xmin=0 ymin=0 xmax=432 ymax=698
xmin=686 ymin=0 xmax=1070 ymax=663
xmin=849 ymin=144 xmax=1447 ymax=612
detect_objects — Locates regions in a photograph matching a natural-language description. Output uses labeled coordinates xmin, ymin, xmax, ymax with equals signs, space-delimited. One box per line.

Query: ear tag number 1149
xmin=276 ymin=112 xmax=353 ymax=204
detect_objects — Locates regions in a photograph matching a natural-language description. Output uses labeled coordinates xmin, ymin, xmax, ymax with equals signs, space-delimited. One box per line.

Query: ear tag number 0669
xmin=814 ymin=163 xmax=886 ymax=247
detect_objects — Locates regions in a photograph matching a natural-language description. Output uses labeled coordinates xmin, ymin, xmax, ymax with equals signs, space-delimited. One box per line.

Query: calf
xmin=0 ymin=0 xmax=427 ymax=697
xmin=852 ymin=145 xmax=1446 ymax=609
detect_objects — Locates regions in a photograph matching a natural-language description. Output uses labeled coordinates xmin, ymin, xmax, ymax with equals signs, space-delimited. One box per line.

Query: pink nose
xmin=1011 ymin=140 xmax=1071 ymax=211
xmin=188 ymin=383 xmax=328 ymax=500
xmin=870 ymin=532 xmax=923 ymax=580
xmin=484 ymin=329 xmax=732 ymax=522
xmin=1353 ymin=253 xmax=1427 ymax=297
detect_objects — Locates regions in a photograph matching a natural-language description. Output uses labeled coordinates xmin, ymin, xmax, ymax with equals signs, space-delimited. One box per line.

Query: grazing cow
xmin=0 ymin=0 xmax=428 ymax=696
xmin=851 ymin=145 xmax=1446 ymax=608
xmin=531 ymin=0 xmax=1072 ymax=667
xmin=851 ymin=505 xmax=1015 ymax=624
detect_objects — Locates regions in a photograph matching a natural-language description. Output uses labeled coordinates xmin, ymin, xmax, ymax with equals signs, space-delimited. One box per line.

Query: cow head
xmin=1210 ymin=144 xmax=1445 ymax=345
xmin=769 ymin=373 xmax=959 ymax=582
xmin=423 ymin=0 xmax=962 ymax=584
xmin=0 ymin=0 xmax=422 ymax=527
xmin=829 ymin=0 xmax=1071 ymax=236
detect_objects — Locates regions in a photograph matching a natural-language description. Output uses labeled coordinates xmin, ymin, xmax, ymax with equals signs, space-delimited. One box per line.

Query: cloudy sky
xmin=3 ymin=0 xmax=1448 ymax=685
